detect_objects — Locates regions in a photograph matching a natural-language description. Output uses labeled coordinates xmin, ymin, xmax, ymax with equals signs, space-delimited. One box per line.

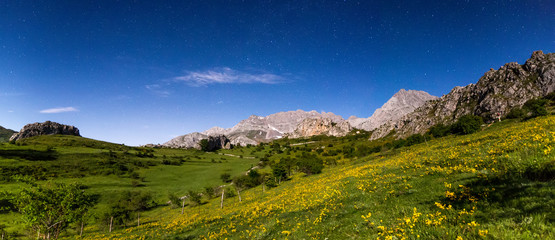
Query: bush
xmin=168 ymin=193 xmax=181 ymax=209
xmin=450 ymin=115 xmax=483 ymax=135
xmin=523 ymin=98 xmax=548 ymax=119
xmin=296 ymin=153 xmax=324 ymax=175
xmin=405 ymin=134 xmax=426 ymax=146
xmin=428 ymin=124 xmax=451 ymax=138
xmin=505 ymin=107 xmax=526 ymax=119
xmin=187 ymin=190 xmax=202 ymax=206
xmin=220 ymin=173 xmax=231 ymax=183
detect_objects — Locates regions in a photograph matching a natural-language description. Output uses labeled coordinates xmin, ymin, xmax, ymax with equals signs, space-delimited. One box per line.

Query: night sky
xmin=1 ymin=1 xmax=554 ymax=145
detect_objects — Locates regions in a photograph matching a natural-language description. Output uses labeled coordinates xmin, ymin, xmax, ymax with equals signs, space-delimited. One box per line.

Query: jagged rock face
xmin=288 ymin=118 xmax=352 ymax=138
xmin=9 ymin=121 xmax=81 ymax=141
xmin=165 ymin=110 xmax=346 ymax=148
xmin=371 ymin=50 xmax=555 ymax=140
xmin=348 ymin=89 xmax=438 ymax=131
xmin=204 ymin=135 xmax=232 ymax=151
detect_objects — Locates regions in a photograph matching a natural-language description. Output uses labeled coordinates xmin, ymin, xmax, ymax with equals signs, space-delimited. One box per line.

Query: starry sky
xmin=1 ymin=0 xmax=554 ymax=145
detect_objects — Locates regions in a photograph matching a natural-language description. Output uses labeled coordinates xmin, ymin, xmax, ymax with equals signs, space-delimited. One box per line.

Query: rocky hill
xmin=288 ymin=118 xmax=352 ymax=138
xmin=163 ymin=90 xmax=439 ymax=148
xmin=0 ymin=126 xmax=16 ymax=142
xmin=371 ymin=50 xmax=555 ymax=140
xmin=347 ymin=89 xmax=438 ymax=131
xmin=163 ymin=110 xmax=345 ymax=148
xmin=9 ymin=121 xmax=81 ymax=141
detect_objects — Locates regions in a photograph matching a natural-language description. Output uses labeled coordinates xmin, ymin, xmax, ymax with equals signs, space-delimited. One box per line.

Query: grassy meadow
xmin=1 ymin=115 xmax=554 ymax=239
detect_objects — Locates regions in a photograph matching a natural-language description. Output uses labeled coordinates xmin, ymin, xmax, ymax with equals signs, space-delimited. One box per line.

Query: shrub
xmin=220 ymin=173 xmax=231 ymax=183
xmin=187 ymin=190 xmax=202 ymax=206
xmin=168 ymin=193 xmax=181 ymax=209
xmin=405 ymin=134 xmax=426 ymax=146
xmin=450 ymin=115 xmax=483 ymax=135
xmin=428 ymin=123 xmax=451 ymax=138
xmin=523 ymin=98 xmax=548 ymax=119
xmin=505 ymin=107 xmax=526 ymax=119
xmin=296 ymin=153 xmax=324 ymax=175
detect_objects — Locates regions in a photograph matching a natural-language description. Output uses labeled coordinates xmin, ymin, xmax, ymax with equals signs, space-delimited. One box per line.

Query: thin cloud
xmin=174 ymin=67 xmax=282 ymax=86
xmin=145 ymin=84 xmax=171 ymax=97
xmin=39 ymin=107 xmax=79 ymax=114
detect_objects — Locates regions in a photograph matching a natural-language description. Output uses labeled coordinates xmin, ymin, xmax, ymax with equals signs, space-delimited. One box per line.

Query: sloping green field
xmin=1 ymin=116 xmax=554 ymax=239
xmin=78 ymin=116 xmax=553 ymax=240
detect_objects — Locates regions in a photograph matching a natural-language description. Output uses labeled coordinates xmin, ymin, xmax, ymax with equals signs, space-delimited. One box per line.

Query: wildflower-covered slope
xmin=83 ymin=115 xmax=555 ymax=240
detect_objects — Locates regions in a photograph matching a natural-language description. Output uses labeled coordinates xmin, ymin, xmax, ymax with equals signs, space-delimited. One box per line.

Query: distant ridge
xmin=0 ymin=126 xmax=16 ymax=142
xmin=163 ymin=110 xmax=346 ymax=148
xmin=163 ymin=89 xmax=436 ymax=149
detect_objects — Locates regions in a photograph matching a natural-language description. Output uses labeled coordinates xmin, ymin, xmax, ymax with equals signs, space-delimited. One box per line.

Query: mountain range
xmin=164 ymin=50 xmax=554 ymax=149
xmin=163 ymin=89 xmax=438 ymax=148
xmin=2 ymin=51 xmax=553 ymax=148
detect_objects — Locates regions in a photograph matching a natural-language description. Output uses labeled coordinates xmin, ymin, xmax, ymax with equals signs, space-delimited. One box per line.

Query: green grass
xmin=1 ymin=116 xmax=554 ymax=239
xmin=0 ymin=135 xmax=260 ymax=238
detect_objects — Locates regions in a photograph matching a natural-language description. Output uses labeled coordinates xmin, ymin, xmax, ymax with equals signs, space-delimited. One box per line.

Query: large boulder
xmin=9 ymin=121 xmax=81 ymax=141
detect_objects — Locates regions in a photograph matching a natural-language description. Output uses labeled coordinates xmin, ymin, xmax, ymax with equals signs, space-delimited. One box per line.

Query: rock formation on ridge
xmin=288 ymin=118 xmax=352 ymax=138
xmin=203 ymin=135 xmax=232 ymax=151
xmin=370 ymin=50 xmax=555 ymax=140
xmin=10 ymin=121 xmax=81 ymax=141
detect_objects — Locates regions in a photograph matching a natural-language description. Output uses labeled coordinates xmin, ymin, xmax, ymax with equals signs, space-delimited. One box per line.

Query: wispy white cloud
xmin=145 ymin=84 xmax=171 ymax=97
xmin=39 ymin=107 xmax=79 ymax=114
xmin=174 ymin=67 xmax=282 ymax=86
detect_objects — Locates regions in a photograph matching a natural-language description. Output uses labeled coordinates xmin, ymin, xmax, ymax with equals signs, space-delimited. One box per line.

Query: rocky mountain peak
xmin=10 ymin=121 xmax=81 ymax=141
xmin=370 ymin=50 xmax=554 ymax=140
xmin=348 ymin=89 xmax=438 ymax=131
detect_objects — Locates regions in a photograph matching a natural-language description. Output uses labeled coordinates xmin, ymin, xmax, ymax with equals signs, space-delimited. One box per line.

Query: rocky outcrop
xmin=204 ymin=135 xmax=232 ymax=151
xmin=164 ymin=110 xmax=345 ymax=148
xmin=288 ymin=118 xmax=352 ymax=138
xmin=9 ymin=121 xmax=81 ymax=141
xmin=370 ymin=50 xmax=555 ymax=140
xmin=163 ymin=132 xmax=208 ymax=149
xmin=348 ymin=89 xmax=438 ymax=131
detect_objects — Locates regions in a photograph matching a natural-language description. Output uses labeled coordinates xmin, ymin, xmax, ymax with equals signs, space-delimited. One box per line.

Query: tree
xmin=199 ymin=139 xmax=210 ymax=152
xmin=16 ymin=182 xmax=95 ymax=239
xmin=105 ymin=191 xmax=155 ymax=230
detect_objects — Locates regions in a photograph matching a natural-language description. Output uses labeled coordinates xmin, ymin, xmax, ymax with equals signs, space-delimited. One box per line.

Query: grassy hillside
xmin=0 ymin=135 xmax=260 ymax=238
xmin=68 ymin=115 xmax=552 ymax=240
xmin=0 ymin=116 xmax=553 ymax=239
xmin=0 ymin=126 xmax=15 ymax=143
